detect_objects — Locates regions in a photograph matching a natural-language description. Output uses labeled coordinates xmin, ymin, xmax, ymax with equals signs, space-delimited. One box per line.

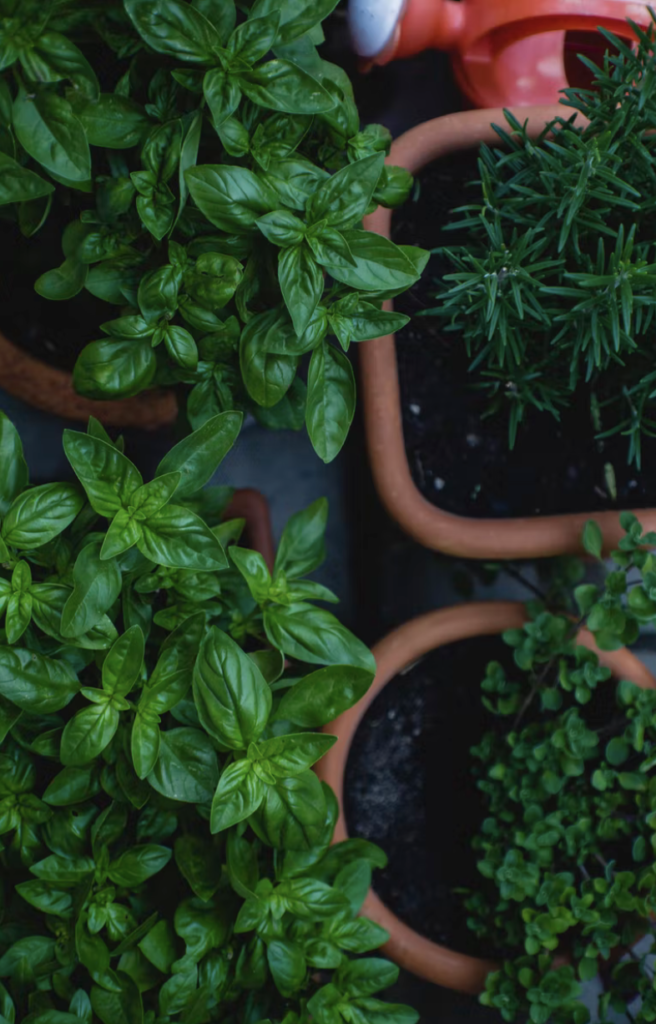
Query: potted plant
xmin=0 ymin=407 xmax=418 ymax=1023
xmin=318 ymin=516 xmax=656 ymax=1020
xmin=360 ymin=19 xmax=656 ymax=557
xmin=0 ymin=0 xmax=426 ymax=455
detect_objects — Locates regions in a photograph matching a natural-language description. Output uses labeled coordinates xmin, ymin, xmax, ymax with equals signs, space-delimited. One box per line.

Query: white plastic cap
xmin=348 ymin=0 xmax=406 ymax=59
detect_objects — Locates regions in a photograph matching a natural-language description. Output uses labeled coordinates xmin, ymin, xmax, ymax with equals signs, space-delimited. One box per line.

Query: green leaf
xmin=582 ymin=520 xmax=604 ymax=559
xmin=186 ymin=165 xmax=278 ymax=233
xmin=276 ymin=665 xmax=372 ymax=727
xmin=251 ymin=769 xmax=326 ymax=850
xmin=63 ymin=431 xmax=142 ymax=517
xmin=60 ymin=702 xmax=120 ymax=766
xmin=138 ymin=505 xmax=227 ymax=570
xmin=15 ymin=879 xmax=73 ymax=919
xmin=306 ymin=342 xmax=356 ymax=463
xmin=2 ymin=483 xmax=83 ymax=548
xmin=193 ymin=627 xmax=272 ymax=749
xmin=138 ymin=920 xmax=177 ymax=973
xmin=264 ymin=603 xmax=375 ymax=672
xmin=0 ymin=413 xmax=29 ymax=517
xmin=90 ymin=975 xmax=143 ymax=1024
xmin=125 ymin=0 xmax=222 ymax=62
xmin=240 ymin=313 xmax=298 ymax=407
xmin=267 ymin=939 xmax=306 ymax=997
xmin=62 ymin=541 xmax=122 ymax=638
xmin=13 ymin=88 xmax=90 ymax=183
xmin=322 ymin=229 xmax=423 ymax=292
xmin=103 ymin=626 xmax=144 ymax=697
xmin=35 ymin=257 xmax=88 ymax=300
xmin=19 ymin=30 xmax=99 ymax=97
xmin=606 ymin=736 xmax=630 ymax=766
xmin=155 ymin=411 xmax=242 ymax=499
xmin=251 ymin=0 xmax=339 ymax=44
xmin=73 ymin=339 xmax=157 ymax=401
xmin=240 ymin=61 xmax=334 ymax=114
xmin=147 ymin=727 xmax=219 ymax=803
xmin=43 ymin=765 xmax=100 ymax=806
xmin=275 ymin=497 xmax=327 ymax=578
xmin=79 ymin=94 xmax=150 ymax=149
xmin=278 ymin=243 xmax=323 ymax=337
xmin=108 ymin=845 xmax=172 ymax=886
xmin=210 ymin=759 xmax=266 ymax=832
xmin=0 ymin=647 xmax=79 ymax=713
xmin=0 ymin=151 xmax=54 ymax=205
xmin=174 ymin=834 xmax=222 ymax=901
xmin=308 ymin=154 xmax=384 ymax=232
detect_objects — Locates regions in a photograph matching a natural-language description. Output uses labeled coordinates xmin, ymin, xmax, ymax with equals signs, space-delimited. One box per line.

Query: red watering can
xmin=348 ymin=0 xmax=652 ymax=107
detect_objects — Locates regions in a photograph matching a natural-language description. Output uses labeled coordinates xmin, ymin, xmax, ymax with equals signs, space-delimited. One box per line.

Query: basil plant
xmin=0 ymin=410 xmax=417 ymax=1024
xmin=468 ymin=518 xmax=656 ymax=1024
xmin=0 ymin=0 xmax=427 ymax=462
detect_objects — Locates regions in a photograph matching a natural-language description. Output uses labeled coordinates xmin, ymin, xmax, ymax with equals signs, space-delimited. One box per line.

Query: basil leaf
xmin=13 ymin=88 xmax=90 ymax=183
xmin=2 ymin=483 xmax=83 ymax=548
xmin=156 ymin=411 xmax=242 ymax=499
xmin=138 ymin=505 xmax=227 ymax=570
xmin=241 ymin=61 xmax=334 ymax=114
xmin=174 ymin=834 xmax=222 ymax=901
xmin=275 ymin=665 xmax=373 ymax=727
xmin=108 ymin=845 xmax=172 ymax=886
xmin=240 ymin=312 xmax=298 ymax=407
xmin=61 ymin=702 xmax=120 ymax=766
xmin=19 ymin=31 xmax=99 ymax=97
xmin=278 ymin=243 xmax=323 ymax=337
xmin=0 ymin=151 xmax=54 ymax=205
xmin=61 ymin=542 xmax=122 ymax=639
xmin=186 ymin=165 xmax=278 ymax=232
xmin=125 ymin=0 xmax=222 ymax=62
xmin=264 ymin=603 xmax=376 ymax=672
xmin=64 ymin=431 xmax=142 ymax=517
xmin=210 ymin=759 xmax=266 ymax=833
xmin=251 ymin=770 xmax=326 ymax=850
xmin=35 ymin=257 xmax=88 ymax=300
xmin=147 ymin=727 xmax=219 ymax=803
xmin=43 ymin=765 xmax=101 ymax=806
xmin=274 ymin=497 xmax=327 ymax=578
xmin=0 ymin=413 xmax=28 ymax=517
xmin=0 ymin=647 xmax=79 ymax=713
xmin=251 ymin=0 xmax=339 ymax=44
xmin=193 ymin=627 xmax=272 ymax=749
xmin=306 ymin=342 xmax=356 ymax=463
xmin=74 ymin=338 xmax=158 ymax=400
xmin=307 ymin=154 xmax=384 ymax=232
xmin=321 ymin=229 xmax=425 ymax=292
xmin=79 ymin=94 xmax=150 ymax=149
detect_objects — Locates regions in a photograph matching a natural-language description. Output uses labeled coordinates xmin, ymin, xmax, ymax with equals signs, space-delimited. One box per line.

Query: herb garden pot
xmin=0 ymin=329 xmax=177 ymax=430
xmin=316 ymin=600 xmax=656 ymax=993
xmin=360 ymin=105 xmax=656 ymax=559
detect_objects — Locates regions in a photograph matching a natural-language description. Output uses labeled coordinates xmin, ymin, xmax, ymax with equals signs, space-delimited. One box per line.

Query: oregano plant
xmin=0 ymin=0 xmax=428 ymax=462
xmin=0 ymin=410 xmax=417 ymax=1024
xmin=424 ymin=15 xmax=656 ymax=466
xmin=468 ymin=515 xmax=656 ymax=1023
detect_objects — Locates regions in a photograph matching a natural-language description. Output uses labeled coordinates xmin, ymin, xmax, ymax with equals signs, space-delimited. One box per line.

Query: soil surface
xmin=0 ymin=201 xmax=110 ymax=373
xmin=344 ymin=635 xmax=509 ymax=956
xmin=392 ymin=154 xmax=656 ymax=518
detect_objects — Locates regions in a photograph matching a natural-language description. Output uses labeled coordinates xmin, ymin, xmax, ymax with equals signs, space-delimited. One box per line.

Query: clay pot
xmin=360 ymin=105 xmax=656 ymax=559
xmin=316 ymin=600 xmax=656 ymax=993
xmin=0 ymin=330 xmax=177 ymax=430
xmin=224 ymin=488 xmax=275 ymax=571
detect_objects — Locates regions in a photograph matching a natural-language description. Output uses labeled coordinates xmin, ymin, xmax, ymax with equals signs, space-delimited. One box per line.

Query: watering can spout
xmin=348 ymin=0 xmax=464 ymax=63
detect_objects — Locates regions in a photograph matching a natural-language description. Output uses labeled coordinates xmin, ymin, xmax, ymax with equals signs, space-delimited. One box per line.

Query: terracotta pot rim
xmin=0 ymin=330 xmax=177 ymax=430
xmin=316 ymin=600 xmax=656 ymax=994
xmin=360 ymin=105 xmax=656 ymax=559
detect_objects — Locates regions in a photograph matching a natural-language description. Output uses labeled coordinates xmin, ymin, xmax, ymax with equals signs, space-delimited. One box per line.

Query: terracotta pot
xmin=361 ymin=106 xmax=656 ymax=559
xmin=0 ymin=330 xmax=177 ymax=430
xmin=224 ymin=488 xmax=275 ymax=571
xmin=316 ymin=600 xmax=656 ymax=994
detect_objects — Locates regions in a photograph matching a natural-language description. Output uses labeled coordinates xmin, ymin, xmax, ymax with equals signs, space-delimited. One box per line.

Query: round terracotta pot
xmin=224 ymin=488 xmax=275 ymax=571
xmin=316 ymin=600 xmax=656 ymax=994
xmin=0 ymin=330 xmax=177 ymax=430
xmin=360 ymin=105 xmax=656 ymax=559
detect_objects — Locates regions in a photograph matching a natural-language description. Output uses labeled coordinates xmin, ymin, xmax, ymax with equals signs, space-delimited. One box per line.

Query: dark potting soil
xmin=393 ymin=153 xmax=656 ymax=518
xmin=344 ymin=634 xmax=510 ymax=957
xmin=0 ymin=200 xmax=111 ymax=374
